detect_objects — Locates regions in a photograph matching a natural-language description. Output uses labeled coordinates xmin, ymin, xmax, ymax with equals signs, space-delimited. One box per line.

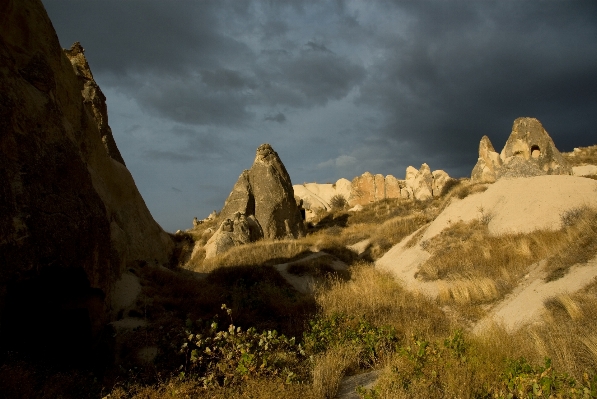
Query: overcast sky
xmin=42 ymin=0 xmax=597 ymax=232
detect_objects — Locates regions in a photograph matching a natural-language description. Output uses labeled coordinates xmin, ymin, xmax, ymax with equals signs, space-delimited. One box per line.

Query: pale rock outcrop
xmin=205 ymin=212 xmax=263 ymax=258
xmin=292 ymin=178 xmax=352 ymax=220
xmin=471 ymin=117 xmax=572 ymax=182
xmin=412 ymin=163 xmax=434 ymax=200
xmin=348 ymin=173 xmax=404 ymax=206
xmin=432 ymin=170 xmax=452 ymax=197
xmin=471 ymin=136 xmax=502 ymax=183
xmin=0 ymin=0 xmax=172 ymax=359
xmin=404 ymin=164 xmax=435 ymax=200
xmin=573 ymin=165 xmax=597 ymax=177
xmin=219 ymin=144 xmax=305 ymax=243
xmin=385 ymin=175 xmax=402 ymax=198
xmin=350 ymin=172 xmax=378 ymax=205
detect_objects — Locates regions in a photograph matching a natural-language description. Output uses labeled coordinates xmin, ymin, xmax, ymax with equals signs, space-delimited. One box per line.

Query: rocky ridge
xmin=0 ymin=0 xmax=172 ymax=360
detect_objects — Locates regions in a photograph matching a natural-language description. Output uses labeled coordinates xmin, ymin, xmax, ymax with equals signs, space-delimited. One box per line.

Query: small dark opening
xmin=531 ymin=145 xmax=541 ymax=158
xmin=1 ymin=267 xmax=106 ymax=367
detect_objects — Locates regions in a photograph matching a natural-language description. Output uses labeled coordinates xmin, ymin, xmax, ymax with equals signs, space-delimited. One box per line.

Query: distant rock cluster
xmin=293 ymin=164 xmax=453 ymax=219
xmin=471 ymin=117 xmax=572 ymax=183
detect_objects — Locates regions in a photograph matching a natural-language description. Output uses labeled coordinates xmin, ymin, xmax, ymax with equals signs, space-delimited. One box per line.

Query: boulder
xmin=573 ymin=165 xmax=597 ymax=177
xmin=405 ymin=163 xmax=434 ymax=200
xmin=205 ymin=212 xmax=263 ymax=258
xmin=350 ymin=172 xmax=377 ymax=205
xmin=432 ymin=170 xmax=452 ymax=197
xmin=471 ymin=135 xmax=502 ymax=183
xmin=385 ymin=175 xmax=402 ymax=199
xmin=0 ymin=0 xmax=172 ymax=361
xmin=220 ymin=144 xmax=305 ymax=241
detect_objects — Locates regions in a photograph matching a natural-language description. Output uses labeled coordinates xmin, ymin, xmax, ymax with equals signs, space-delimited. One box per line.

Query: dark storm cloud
xmin=257 ymin=44 xmax=366 ymax=107
xmin=145 ymin=150 xmax=198 ymax=164
xmin=43 ymin=0 xmax=254 ymax=74
xmin=135 ymin=76 xmax=254 ymax=126
xmin=358 ymin=1 xmax=597 ymax=174
xmin=265 ymin=113 xmax=286 ymax=123
xmin=41 ymin=0 xmax=597 ymax=230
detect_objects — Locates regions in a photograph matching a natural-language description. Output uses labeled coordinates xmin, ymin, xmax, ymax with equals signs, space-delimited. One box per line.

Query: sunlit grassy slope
xmin=3 ymin=178 xmax=597 ymax=399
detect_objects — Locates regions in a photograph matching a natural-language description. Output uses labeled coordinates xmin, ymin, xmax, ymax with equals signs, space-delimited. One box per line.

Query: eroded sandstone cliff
xmin=0 ymin=0 xmax=172 ymax=361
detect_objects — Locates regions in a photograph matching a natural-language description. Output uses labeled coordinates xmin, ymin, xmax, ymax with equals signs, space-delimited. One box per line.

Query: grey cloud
xmin=136 ymin=77 xmax=254 ymax=126
xmin=44 ymin=1 xmax=253 ymax=75
xmin=357 ymin=1 xmax=597 ymax=175
xmin=145 ymin=150 xmax=199 ymax=163
xmin=257 ymin=45 xmax=365 ymax=107
xmin=264 ymin=113 xmax=286 ymax=123
xmin=200 ymin=69 xmax=257 ymax=90
xmin=305 ymin=41 xmax=333 ymax=53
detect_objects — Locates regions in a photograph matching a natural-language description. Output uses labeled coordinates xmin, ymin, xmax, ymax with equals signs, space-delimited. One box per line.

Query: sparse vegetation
xmin=5 ymin=186 xmax=597 ymax=399
xmin=329 ymin=194 xmax=349 ymax=210
xmin=416 ymin=206 xmax=597 ymax=314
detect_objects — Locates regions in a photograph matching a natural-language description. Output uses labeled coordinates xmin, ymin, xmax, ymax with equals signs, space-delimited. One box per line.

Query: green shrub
xmin=179 ymin=305 xmax=307 ymax=387
xmin=303 ymin=314 xmax=399 ymax=368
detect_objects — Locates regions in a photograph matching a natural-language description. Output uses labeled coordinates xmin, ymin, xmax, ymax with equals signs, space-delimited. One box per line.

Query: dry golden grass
xmin=528 ymin=280 xmax=597 ymax=381
xmin=108 ymin=377 xmax=317 ymax=399
xmin=562 ymin=144 xmax=597 ymax=166
xmin=312 ymin=344 xmax=362 ymax=399
xmin=194 ymin=240 xmax=314 ymax=273
xmin=315 ymin=263 xmax=450 ymax=338
xmin=418 ymin=207 xmax=597 ymax=310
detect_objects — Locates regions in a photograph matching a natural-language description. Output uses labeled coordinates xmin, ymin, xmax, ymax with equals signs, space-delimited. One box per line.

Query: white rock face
xmin=404 ymin=164 xmax=451 ymax=200
xmin=292 ymin=178 xmax=352 ymax=219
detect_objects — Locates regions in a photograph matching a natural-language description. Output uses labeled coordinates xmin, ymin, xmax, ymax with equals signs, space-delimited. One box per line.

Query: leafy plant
xmin=303 ymin=314 xmax=398 ymax=368
xmin=179 ymin=305 xmax=307 ymax=387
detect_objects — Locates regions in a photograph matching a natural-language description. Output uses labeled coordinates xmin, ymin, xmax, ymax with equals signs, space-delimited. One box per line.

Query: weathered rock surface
xmin=432 ymin=170 xmax=452 ymax=197
xmin=471 ymin=135 xmax=502 ymax=183
xmin=471 ymin=117 xmax=572 ymax=182
xmin=205 ymin=212 xmax=263 ymax=258
xmin=220 ymin=144 xmax=305 ymax=243
xmin=295 ymin=166 xmax=452 ymax=210
xmin=0 ymin=0 xmax=172 ymax=360
xmin=293 ymin=178 xmax=352 ymax=220
xmin=402 ymin=163 xmax=451 ymax=200
xmin=348 ymin=172 xmax=405 ymax=206
xmin=64 ymin=42 xmax=125 ymax=165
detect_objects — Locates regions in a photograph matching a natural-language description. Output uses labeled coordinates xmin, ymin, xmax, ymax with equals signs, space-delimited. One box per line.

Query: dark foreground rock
xmin=0 ymin=0 xmax=172 ymax=363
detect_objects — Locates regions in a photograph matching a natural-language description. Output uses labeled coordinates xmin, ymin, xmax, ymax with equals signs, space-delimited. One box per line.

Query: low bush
xmin=178 ymin=305 xmax=308 ymax=388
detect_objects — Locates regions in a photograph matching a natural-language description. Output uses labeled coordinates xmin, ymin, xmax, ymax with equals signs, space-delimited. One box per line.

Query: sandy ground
xmin=423 ymin=175 xmax=597 ymax=240
xmin=376 ymin=175 xmax=597 ymax=333
xmin=274 ymin=251 xmax=349 ymax=294
xmin=474 ymin=255 xmax=597 ymax=333
xmin=336 ymin=370 xmax=381 ymax=398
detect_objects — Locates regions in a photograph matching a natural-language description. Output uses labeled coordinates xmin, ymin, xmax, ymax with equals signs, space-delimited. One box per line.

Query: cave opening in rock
xmin=0 ymin=266 xmax=107 ymax=367
xmin=531 ymin=145 xmax=541 ymax=158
